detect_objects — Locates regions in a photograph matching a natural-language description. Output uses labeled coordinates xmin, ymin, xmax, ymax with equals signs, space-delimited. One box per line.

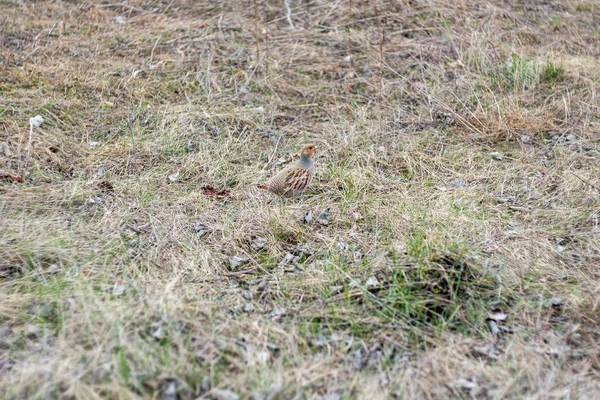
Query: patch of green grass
xmin=493 ymin=53 xmax=540 ymax=89
xmin=540 ymin=59 xmax=565 ymax=85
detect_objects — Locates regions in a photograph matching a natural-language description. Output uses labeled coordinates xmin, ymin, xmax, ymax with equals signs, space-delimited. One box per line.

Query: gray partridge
xmin=257 ymin=144 xmax=316 ymax=198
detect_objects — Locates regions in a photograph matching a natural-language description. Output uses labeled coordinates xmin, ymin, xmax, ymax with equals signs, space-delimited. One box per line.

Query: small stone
xmin=114 ymin=16 xmax=126 ymax=24
xmin=46 ymin=264 xmax=60 ymax=274
xmin=0 ymin=142 xmax=12 ymax=157
xmin=88 ymin=140 xmax=101 ymax=147
xmin=496 ymin=195 xmax=515 ymax=203
xmin=152 ymin=324 xmax=164 ymax=340
xmin=302 ymin=210 xmax=313 ymax=224
xmin=167 ymin=171 xmax=180 ymax=182
xmin=257 ymin=279 xmax=269 ymax=292
xmin=329 ymin=285 xmax=343 ymax=295
xmin=244 ymin=303 xmax=254 ymax=313
xmin=186 ymin=140 xmax=196 ymax=152
xmin=113 ymin=284 xmax=126 ymax=297
xmin=271 ymin=307 xmax=286 ymax=323
xmin=29 ymin=115 xmax=44 ymax=127
xmin=210 ymin=389 xmax=240 ymax=400
xmin=349 ymin=279 xmax=362 ymax=288
xmin=366 ymin=276 xmax=379 ymax=287
xmin=490 ymin=152 xmax=502 ymax=160
xmin=95 ymin=166 xmax=105 ymax=178
xmin=521 ymin=135 xmax=531 ymax=143
xmin=278 ymin=253 xmax=295 ymax=269
xmin=25 ymin=324 xmax=40 ymax=338
xmin=250 ymin=237 xmax=267 ymax=250
xmin=317 ymin=208 xmax=330 ymax=225
xmin=487 ymin=320 xmax=500 ymax=336
xmin=202 ymin=376 xmax=211 ymax=392
xmin=0 ymin=325 xmax=10 ymax=340
xmin=161 ymin=381 xmax=176 ymax=400
xmin=337 ymin=241 xmax=349 ymax=250
xmin=230 ymin=256 xmax=250 ymax=270
xmin=487 ymin=312 xmax=507 ymax=321
xmin=565 ymin=134 xmax=575 ymax=142
xmin=550 ymin=297 xmax=563 ymax=306
xmin=324 ymin=390 xmax=344 ymax=400
xmin=242 ymin=290 xmax=253 ymax=300
xmin=250 ymin=391 xmax=267 ymax=400
xmin=194 ymin=221 xmax=209 ymax=237
xmin=266 ymin=380 xmax=285 ymax=400
xmin=451 ymin=178 xmax=466 ymax=187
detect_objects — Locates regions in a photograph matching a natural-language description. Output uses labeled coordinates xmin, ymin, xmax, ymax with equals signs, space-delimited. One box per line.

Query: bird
xmin=257 ymin=144 xmax=316 ymax=198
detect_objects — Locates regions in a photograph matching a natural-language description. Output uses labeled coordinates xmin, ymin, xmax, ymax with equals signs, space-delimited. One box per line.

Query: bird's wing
xmin=283 ymin=166 xmax=312 ymax=192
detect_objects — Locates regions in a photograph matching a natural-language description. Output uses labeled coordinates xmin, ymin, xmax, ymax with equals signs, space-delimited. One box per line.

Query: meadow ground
xmin=1 ymin=1 xmax=600 ymax=399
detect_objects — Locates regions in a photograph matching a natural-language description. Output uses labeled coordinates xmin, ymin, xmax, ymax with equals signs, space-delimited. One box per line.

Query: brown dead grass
xmin=1 ymin=0 xmax=600 ymax=399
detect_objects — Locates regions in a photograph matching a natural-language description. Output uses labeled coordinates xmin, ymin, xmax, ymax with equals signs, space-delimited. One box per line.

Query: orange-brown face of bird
xmin=301 ymin=144 xmax=315 ymax=158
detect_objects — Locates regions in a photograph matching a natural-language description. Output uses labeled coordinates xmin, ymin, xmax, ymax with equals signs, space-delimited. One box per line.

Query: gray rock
xmin=251 ymin=237 xmax=267 ymax=251
xmin=490 ymin=152 xmax=502 ymax=160
xmin=0 ymin=142 xmax=12 ymax=157
xmin=451 ymin=178 xmax=466 ymax=187
xmin=366 ymin=276 xmax=379 ymax=287
xmin=317 ymin=208 xmax=330 ymax=225
xmin=278 ymin=253 xmax=295 ymax=269
xmin=230 ymin=256 xmax=250 ymax=270
xmin=302 ymin=210 xmax=313 ymax=224
xmin=210 ymin=389 xmax=240 ymax=400
xmin=550 ymin=297 xmax=563 ymax=306
xmin=167 ymin=171 xmax=180 ymax=182
xmin=194 ymin=221 xmax=209 ymax=237
xmin=161 ymin=381 xmax=176 ymax=400
xmin=29 ymin=115 xmax=44 ymax=127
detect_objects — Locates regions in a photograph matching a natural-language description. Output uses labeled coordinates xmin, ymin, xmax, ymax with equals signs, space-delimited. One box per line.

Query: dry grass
xmin=1 ymin=0 xmax=600 ymax=399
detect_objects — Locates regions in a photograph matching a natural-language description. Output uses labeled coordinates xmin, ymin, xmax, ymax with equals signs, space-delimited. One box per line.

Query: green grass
xmin=1 ymin=0 xmax=599 ymax=399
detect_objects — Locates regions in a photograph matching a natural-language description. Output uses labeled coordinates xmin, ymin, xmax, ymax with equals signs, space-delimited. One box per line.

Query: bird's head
xmin=300 ymin=144 xmax=315 ymax=159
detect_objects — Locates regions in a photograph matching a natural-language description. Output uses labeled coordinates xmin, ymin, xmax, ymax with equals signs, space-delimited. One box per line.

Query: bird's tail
xmin=256 ymin=184 xmax=269 ymax=190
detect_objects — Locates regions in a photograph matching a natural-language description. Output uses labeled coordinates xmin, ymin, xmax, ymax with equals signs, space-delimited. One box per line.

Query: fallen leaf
xmin=202 ymin=185 xmax=230 ymax=199
xmin=97 ymin=181 xmax=114 ymax=193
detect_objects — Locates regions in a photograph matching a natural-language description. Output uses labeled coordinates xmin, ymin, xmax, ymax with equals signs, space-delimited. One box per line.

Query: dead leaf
xmin=0 ymin=172 xmax=23 ymax=183
xmin=202 ymin=185 xmax=230 ymax=199
xmin=97 ymin=181 xmax=114 ymax=193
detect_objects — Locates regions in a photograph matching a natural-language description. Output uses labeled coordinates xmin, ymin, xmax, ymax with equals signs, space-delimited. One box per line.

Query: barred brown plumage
xmin=257 ymin=144 xmax=316 ymax=198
